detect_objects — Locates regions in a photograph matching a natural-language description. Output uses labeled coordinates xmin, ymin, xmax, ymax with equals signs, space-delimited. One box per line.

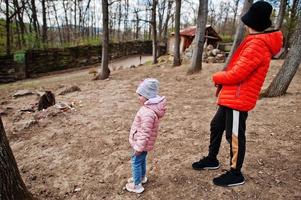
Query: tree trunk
xmin=232 ymin=0 xmax=240 ymax=35
xmin=224 ymin=0 xmax=253 ymax=68
xmin=117 ymin=1 xmax=122 ymax=41
xmin=13 ymin=0 xmax=26 ymax=47
xmin=187 ymin=0 xmax=208 ymax=74
xmin=0 ymin=117 xmax=33 ymax=200
xmin=62 ymin=0 xmax=70 ymax=43
xmin=5 ymin=0 xmax=11 ymax=55
xmin=152 ymin=0 xmax=158 ymax=64
xmin=163 ymin=0 xmax=173 ymax=45
xmin=275 ymin=0 xmax=287 ymax=30
xmin=97 ymin=0 xmax=110 ymax=80
xmin=283 ymin=0 xmax=299 ymax=57
xmin=173 ymin=0 xmax=181 ymax=67
xmin=15 ymin=16 xmax=22 ymax=49
xmin=157 ymin=0 xmax=166 ymax=42
xmin=123 ymin=0 xmax=129 ymax=40
xmin=261 ymin=15 xmax=301 ymax=97
xmin=52 ymin=2 xmax=63 ymax=45
xmin=30 ymin=0 xmax=39 ymax=41
xmin=41 ymin=0 xmax=47 ymax=44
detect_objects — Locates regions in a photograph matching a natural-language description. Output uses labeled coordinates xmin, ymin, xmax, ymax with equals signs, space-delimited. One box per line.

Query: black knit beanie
xmin=241 ymin=1 xmax=272 ymax=32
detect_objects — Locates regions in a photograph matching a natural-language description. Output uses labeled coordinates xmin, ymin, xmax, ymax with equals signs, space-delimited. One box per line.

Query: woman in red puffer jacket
xmin=192 ymin=1 xmax=283 ymax=187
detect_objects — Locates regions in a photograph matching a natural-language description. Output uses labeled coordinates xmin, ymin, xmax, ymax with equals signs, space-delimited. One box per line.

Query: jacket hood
xmin=250 ymin=30 xmax=283 ymax=56
xmin=144 ymin=96 xmax=166 ymax=119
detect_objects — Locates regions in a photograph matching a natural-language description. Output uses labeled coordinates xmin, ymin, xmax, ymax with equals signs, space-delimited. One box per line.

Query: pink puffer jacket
xmin=129 ymin=96 xmax=166 ymax=152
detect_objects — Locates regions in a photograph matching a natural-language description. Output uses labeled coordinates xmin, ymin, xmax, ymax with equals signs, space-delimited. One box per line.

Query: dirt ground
xmin=0 ymin=59 xmax=300 ymax=200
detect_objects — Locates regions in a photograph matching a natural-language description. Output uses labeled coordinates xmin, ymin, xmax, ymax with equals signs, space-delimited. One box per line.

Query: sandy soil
xmin=0 ymin=59 xmax=300 ymax=200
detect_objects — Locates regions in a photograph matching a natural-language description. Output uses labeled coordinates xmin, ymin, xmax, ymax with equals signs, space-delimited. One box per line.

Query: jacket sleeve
xmin=133 ymin=112 xmax=155 ymax=152
xmin=212 ymin=39 xmax=265 ymax=85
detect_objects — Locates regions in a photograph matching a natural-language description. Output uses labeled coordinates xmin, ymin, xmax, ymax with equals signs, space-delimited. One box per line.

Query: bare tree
xmin=30 ymin=0 xmax=39 ymax=40
xmin=231 ymin=0 xmax=240 ymax=34
xmin=52 ymin=1 xmax=63 ymax=44
xmin=152 ymin=0 xmax=158 ymax=64
xmin=95 ymin=0 xmax=110 ymax=80
xmin=275 ymin=0 xmax=287 ymax=30
xmin=163 ymin=0 xmax=173 ymax=44
xmin=173 ymin=0 xmax=181 ymax=67
xmin=261 ymin=15 xmax=301 ymax=97
xmin=5 ymin=0 xmax=10 ymax=55
xmin=187 ymin=0 xmax=208 ymax=74
xmin=62 ymin=0 xmax=70 ymax=42
xmin=283 ymin=0 xmax=300 ymax=56
xmin=41 ymin=0 xmax=47 ymax=44
xmin=0 ymin=117 xmax=33 ymax=200
xmin=222 ymin=2 xmax=230 ymax=33
xmin=13 ymin=0 xmax=26 ymax=47
xmin=224 ymin=0 xmax=253 ymax=67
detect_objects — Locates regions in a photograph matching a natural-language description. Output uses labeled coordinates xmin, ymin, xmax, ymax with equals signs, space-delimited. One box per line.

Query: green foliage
xmin=220 ymin=34 xmax=233 ymax=43
xmin=0 ymin=18 xmax=102 ymax=55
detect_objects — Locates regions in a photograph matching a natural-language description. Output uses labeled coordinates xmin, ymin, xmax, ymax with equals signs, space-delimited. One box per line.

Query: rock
xmin=0 ymin=100 xmax=10 ymax=105
xmin=13 ymin=90 xmax=34 ymax=98
xmin=58 ymin=86 xmax=81 ymax=95
xmin=211 ymin=49 xmax=220 ymax=56
xmin=34 ymin=106 xmax=62 ymax=120
xmin=206 ymin=44 xmax=214 ymax=51
xmin=15 ymin=119 xmax=38 ymax=131
xmin=0 ymin=109 xmax=7 ymax=116
xmin=129 ymin=65 xmax=136 ymax=69
xmin=55 ymin=102 xmax=72 ymax=111
xmin=207 ymin=56 xmax=215 ymax=63
xmin=74 ymin=188 xmax=81 ymax=192
xmin=21 ymin=103 xmax=37 ymax=112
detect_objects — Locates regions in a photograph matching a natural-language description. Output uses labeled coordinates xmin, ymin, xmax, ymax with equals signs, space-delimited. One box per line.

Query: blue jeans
xmin=131 ymin=151 xmax=147 ymax=185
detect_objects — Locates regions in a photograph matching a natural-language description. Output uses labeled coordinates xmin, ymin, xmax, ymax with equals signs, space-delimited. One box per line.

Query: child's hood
xmin=144 ymin=96 xmax=166 ymax=119
xmin=249 ymin=30 xmax=283 ymax=56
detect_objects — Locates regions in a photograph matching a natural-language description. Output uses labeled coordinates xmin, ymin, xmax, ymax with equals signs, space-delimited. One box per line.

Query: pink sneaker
xmin=127 ymin=176 xmax=148 ymax=184
xmin=125 ymin=182 xmax=144 ymax=193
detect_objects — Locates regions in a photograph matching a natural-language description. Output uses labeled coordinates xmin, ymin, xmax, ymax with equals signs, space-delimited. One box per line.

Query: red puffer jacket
xmin=212 ymin=31 xmax=283 ymax=111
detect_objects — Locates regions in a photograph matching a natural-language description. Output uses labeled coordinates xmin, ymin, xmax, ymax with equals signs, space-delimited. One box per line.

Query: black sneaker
xmin=213 ymin=170 xmax=245 ymax=187
xmin=192 ymin=156 xmax=220 ymax=170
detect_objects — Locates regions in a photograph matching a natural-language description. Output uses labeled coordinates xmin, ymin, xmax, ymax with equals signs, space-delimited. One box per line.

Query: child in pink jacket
xmin=125 ymin=78 xmax=166 ymax=193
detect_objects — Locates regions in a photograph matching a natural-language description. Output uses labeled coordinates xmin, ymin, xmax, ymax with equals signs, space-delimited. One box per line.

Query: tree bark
xmin=231 ymin=0 xmax=240 ymax=35
xmin=52 ymin=2 xmax=63 ymax=45
xmin=5 ymin=0 xmax=11 ymax=55
xmin=224 ymin=0 xmax=253 ymax=68
xmin=283 ymin=0 xmax=299 ymax=56
xmin=97 ymin=0 xmax=110 ymax=80
xmin=0 ymin=117 xmax=33 ymax=200
xmin=123 ymin=0 xmax=129 ymax=40
xmin=261 ymin=15 xmax=301 ymax=97
xmin=30 ymin=0 xmax=39 ymax=40
xmin=13 ymin=0 xmax=26 ymax=47
xmin=163 ymin=0 xmax=173 ymax=45
xmin=152 ymin=0 xmax=158 ymax=64
xmin=187 ymin=0 xmax=208 ymax=74
xmin=275 ymin=0 xmax=287 ymax=30
xmin=173 ymin=0 xmax=181 ymax=67
xmin=62 ymin=0 xmax=70 ymax=43
xmin=41 ymin=0 xmax=47 ymax=44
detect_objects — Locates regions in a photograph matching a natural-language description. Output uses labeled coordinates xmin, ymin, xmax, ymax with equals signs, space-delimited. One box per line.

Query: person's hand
xmin=215 ymin=84 xmax=222 ymax=97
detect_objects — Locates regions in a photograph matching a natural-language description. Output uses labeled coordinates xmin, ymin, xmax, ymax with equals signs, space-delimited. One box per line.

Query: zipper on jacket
xmin=236 ymin=83 xmax=241 ymax=98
